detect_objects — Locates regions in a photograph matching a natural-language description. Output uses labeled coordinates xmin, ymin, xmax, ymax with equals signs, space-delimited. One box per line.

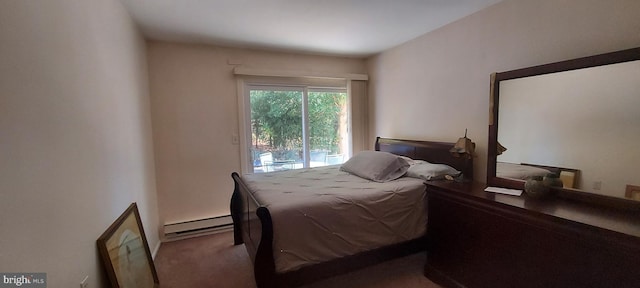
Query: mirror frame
xmin=487 ymin=47 xmax=640 ymax=207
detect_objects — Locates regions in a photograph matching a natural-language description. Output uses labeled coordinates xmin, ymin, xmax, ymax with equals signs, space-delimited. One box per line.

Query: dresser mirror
xmin=488 ymin=47 xmax=640 ymax=205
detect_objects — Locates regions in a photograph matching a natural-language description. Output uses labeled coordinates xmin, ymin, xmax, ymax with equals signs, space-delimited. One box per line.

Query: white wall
xmin=0 ymin=1 xmax=159 ymax=287
xmin=147 ymin=42 xmax=366 ymax=226
xmin=367 ymin=0 xmax=640 ymax=182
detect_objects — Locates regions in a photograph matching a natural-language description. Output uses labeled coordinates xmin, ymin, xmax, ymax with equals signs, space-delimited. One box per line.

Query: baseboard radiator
xmin=163 ymin=215 xmax=233 ymax=240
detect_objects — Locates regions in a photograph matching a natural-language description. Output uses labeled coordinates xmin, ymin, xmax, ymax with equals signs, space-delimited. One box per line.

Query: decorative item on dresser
xmin=449 ymin=129 xmax=476 ymax=182
xmin=230 ymin=137 xmax=473 ymax=288
xmin=424 ymin=180 xmax=640 ymax=288
xmin=523 ymin=176 xmax=550 ymax=199
xmin=449 ymin=129 xmax=475 ymax=159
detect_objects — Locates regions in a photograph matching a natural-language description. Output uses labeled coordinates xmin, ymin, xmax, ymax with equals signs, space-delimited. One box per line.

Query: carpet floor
xmin=154 ymin=231 xmax=441 ymax=288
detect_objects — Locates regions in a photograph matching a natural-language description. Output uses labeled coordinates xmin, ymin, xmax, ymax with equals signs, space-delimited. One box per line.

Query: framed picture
xmin=626 ymin=184 xmax=640 ymax=200
xmin=97 ymin=203 xmax=159 ymax=288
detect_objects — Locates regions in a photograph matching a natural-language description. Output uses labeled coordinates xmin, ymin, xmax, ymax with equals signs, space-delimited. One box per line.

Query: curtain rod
xmin=233 ymin=67 xmax=368 ymax=81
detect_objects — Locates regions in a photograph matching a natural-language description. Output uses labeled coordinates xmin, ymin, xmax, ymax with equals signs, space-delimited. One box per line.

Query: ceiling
xmin=120 ymin=0 xmax=502 ymax=58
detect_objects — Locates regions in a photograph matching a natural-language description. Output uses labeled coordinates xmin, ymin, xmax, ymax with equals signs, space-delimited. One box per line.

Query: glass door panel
xmin=249 ymin=88 xmax=303 ymax=173
xmin=308 ymin=90 xmax=349 ymax=167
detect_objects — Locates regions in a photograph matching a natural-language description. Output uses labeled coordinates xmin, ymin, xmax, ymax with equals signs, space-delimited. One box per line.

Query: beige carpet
xmin=154 ymin=231 xmax=441 ymax=288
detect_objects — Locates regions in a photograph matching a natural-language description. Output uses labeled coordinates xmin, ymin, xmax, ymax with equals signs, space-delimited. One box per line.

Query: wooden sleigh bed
xmin=230 ymin=137 xmax=473 ymax=288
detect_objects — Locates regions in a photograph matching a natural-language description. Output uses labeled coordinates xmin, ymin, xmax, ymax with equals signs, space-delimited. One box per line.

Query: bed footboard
xmin=228 ymin=137 xmax=471 ymax=287
xmin=230 ymin=172 xmax=277 ymax=287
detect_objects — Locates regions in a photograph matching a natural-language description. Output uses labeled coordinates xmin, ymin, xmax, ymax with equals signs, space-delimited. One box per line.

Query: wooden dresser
xmin=424 ymin=181 xmax=640 ymax=288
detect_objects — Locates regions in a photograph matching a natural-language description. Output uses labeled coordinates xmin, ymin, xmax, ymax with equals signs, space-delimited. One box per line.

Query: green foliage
xmin=250 ymin=89 xmax=346 ymax=155
xmin=308 ymin=91 xmax=346 ymax=153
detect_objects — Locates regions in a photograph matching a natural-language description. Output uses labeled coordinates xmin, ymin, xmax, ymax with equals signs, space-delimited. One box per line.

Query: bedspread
xmin=497 ymin=162 xmax=551 ymax=180
xmin=242 ymin=165 xmax=427 ymax=273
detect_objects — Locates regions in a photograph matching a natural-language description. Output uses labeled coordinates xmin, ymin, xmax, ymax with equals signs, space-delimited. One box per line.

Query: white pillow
xmin=340 ymin=151 xmax=409 ymax=182
xmin=398 ymin=156 xmax=418 ymax=165
xmin=406 ymin=162 xmax=461 ymax=181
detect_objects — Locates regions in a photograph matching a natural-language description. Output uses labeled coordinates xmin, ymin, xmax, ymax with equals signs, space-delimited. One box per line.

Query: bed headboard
xmin=375 ymin=137 xmax=474 ymax=180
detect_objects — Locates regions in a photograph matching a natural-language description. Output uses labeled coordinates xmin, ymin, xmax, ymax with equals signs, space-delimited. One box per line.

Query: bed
xmin=496 ymin=162 xmax=552 ymax=180
xmin=230 ymin=137 xmax=473 ymax=287
xmin=497 ymin=162 xmax=579 ymax=188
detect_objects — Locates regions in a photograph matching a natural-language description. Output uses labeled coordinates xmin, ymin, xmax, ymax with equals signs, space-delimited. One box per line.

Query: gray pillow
xmin=406 ymin=161 xmax=461 ymax=181
xmin=340 ymin=151 xmax=409 ymax=182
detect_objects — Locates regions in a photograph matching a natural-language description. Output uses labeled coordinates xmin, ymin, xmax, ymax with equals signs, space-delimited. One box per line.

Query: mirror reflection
xmin=496 ymin=60 xmax=640 ymax=200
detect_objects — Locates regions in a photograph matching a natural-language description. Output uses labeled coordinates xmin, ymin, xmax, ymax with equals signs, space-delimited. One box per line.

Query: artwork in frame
xmin=97 ymin=203 xmax=159 ymax=288
xmin=626 ymin=184 xmax=640 ymax=201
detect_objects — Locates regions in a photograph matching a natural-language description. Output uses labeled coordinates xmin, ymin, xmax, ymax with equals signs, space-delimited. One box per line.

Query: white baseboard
xmin=163 ymin=225 xmax=233 ymax=242
xmin=163 ymin=215 xmax=233 ymax=240
xmin=151 ymin=241 xmax=161 ymax=260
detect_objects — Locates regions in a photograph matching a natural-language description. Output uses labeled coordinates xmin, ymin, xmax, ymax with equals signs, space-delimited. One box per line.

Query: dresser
xmin=424 ymin=181 xmax=640 ymax=288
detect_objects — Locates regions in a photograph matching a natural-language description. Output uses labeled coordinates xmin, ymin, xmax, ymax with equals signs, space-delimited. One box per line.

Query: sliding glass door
xmin=247 ymin=85 xmax=348 ymax=173
xmin=307 ymin=89 xmax=348 ymax=167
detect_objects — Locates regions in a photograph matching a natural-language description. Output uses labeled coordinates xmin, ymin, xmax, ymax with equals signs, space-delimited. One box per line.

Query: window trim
xmin=236 ymin=79 xmax=349 ymax=173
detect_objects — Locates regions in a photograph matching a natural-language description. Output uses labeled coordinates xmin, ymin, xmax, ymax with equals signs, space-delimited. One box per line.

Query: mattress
xmin=496 ymin=162 xmax=551 ymax=180
xmin=242 ymin=165 xmax=427 ymax=273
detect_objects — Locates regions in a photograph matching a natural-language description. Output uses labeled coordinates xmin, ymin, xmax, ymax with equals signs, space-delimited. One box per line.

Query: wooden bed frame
xmin=230 ymin=137 xmax=473 ymax=288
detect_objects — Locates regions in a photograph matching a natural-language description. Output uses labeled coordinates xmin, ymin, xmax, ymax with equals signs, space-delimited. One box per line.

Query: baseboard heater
xmin=164 ymin=215 xmax=233 ymax=239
